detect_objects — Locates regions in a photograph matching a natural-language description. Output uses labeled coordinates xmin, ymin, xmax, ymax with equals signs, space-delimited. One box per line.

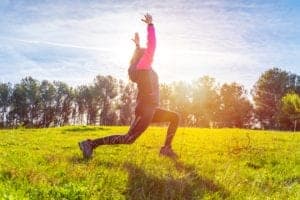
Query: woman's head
xmin=130 ymin=47 xmax=145 ymax=66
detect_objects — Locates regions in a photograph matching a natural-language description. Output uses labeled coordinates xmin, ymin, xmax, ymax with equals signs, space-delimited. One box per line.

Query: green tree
xmin=252 ymin=68 xmax=290 ymax=129
xmin=39 ymin=80 xmax=56 ymax=127
xmin=281 ymin=93 xmax=300 ymax=131
xmin=0 ymin=83 xmax=12 ymax=127
xmin=191 ymin=76 xmax=220 ymax=127
xmin=8 ymin=77 xmax=41 ymax=127
xmin=287 ymin=74 xmax=300 ymax=94
xmin=169 ymin=81 xmax=191 ymax=126
xmin=21 ymin=77 xmax=41 ymax=127
xmin=94 ymin=75 xmax=118 ymax=125
xmin=119 ymin=81 xmax=136 ymax=125
xmin=9 ymin=84 xmax=27 ymax=127
xmin=75 ymin=85 xmax=92 ymax=124
xmin=159 ymin=83 xmax=172 ymax=110
xmin=53 ymin=81 xmax=74 ymax=126
xmin=219 ymin=83 xmax=253 ymax=128
xmin=85 ymin=86 xmax=99 ymax=125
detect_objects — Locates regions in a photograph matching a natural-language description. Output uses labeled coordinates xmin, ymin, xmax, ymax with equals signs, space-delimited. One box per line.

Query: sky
xmin=0 ymin=0 xmax=300 ymax=90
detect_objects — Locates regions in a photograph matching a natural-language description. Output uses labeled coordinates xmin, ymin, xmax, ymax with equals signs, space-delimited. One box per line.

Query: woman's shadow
xmin=123 ymin=158 xmax=229 ymax=200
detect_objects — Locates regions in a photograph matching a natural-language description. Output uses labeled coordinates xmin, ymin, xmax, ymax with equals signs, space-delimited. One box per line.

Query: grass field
xmin=0 ymin=126 xmax=299 ymax=200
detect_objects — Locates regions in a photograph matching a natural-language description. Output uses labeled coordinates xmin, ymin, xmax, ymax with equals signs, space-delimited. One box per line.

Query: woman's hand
xmin=141 ymin=13 xmax=153 ymax=24
xmin=132 ymin=32 xmax=140 ymax=47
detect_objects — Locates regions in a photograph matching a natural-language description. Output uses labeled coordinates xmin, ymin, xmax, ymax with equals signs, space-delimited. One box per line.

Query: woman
xmin=79 ymin=14 xmax=179 ymax=159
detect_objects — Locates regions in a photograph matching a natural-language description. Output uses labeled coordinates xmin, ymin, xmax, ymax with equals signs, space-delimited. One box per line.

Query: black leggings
xmin=91 ymin=106 xmax=179 ymax=148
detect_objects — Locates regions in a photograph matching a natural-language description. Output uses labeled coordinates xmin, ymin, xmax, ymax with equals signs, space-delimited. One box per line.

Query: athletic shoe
xmin=78 ymin=139 xmax=93 ymax=159
xmin=159 ymin=146 xmax=178 ymax=159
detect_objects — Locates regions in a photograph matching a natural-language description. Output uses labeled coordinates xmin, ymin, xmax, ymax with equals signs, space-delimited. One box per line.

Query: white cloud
xmin=0 ymin=0 xmax=299 ymax=90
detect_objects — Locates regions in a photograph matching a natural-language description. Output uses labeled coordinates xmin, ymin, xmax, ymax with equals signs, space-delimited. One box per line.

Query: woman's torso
xmin=136 ymin=69 xmax=159 ymax=106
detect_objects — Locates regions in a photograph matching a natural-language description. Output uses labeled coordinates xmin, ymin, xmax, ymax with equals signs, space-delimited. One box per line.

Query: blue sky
xmin=0 ymin=0 xmax=299 ymax=89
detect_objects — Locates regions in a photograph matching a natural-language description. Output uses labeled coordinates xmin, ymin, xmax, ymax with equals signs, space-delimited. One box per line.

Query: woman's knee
xmin=171 ymin=112 xmax=180 ymax=124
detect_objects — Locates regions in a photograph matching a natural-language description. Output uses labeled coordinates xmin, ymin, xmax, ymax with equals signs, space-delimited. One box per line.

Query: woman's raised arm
xmin=136 ymin=14 xmax=156 ymax=70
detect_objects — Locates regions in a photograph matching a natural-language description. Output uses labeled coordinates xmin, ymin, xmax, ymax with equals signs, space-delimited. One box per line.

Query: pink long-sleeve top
xmin=136 ymin=24 xmax=156 ymax=70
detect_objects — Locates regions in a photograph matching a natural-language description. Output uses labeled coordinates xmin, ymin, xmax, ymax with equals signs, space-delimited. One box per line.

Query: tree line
xmin=0 ymin=68 xmax=299 ymax=130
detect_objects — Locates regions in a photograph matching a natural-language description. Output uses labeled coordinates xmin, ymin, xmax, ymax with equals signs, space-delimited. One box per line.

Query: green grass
xmin=0 ymin=126 xmax=299 ymax=200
